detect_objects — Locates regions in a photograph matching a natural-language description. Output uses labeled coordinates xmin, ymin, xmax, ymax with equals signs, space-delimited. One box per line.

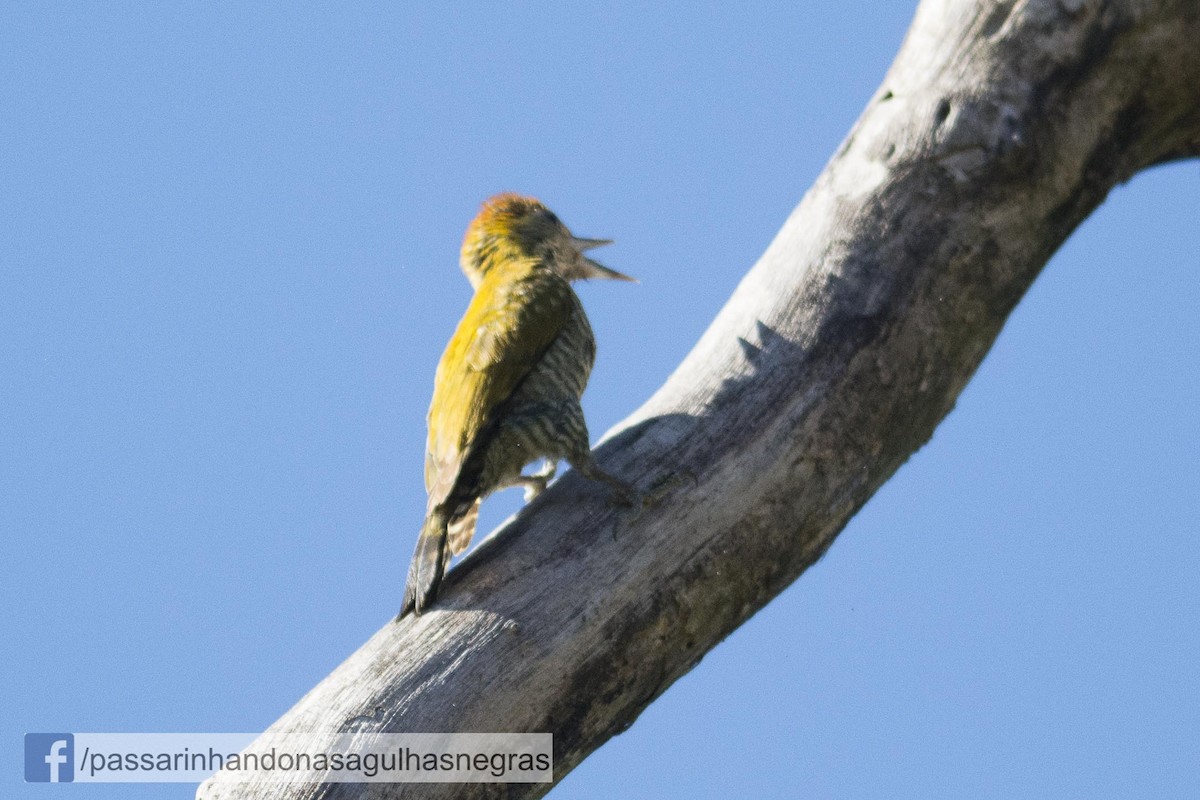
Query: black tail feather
xmin=398 ymin=509 xmax=449 ymax=618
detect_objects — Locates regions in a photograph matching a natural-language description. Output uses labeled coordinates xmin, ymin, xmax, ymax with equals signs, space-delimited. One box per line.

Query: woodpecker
xmin=399 ymin=193 xmax=640 ymax=616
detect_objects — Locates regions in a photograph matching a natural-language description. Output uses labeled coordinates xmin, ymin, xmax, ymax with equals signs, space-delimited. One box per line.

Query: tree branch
xmin=199 ymin=1 xmax=1200 ymax=797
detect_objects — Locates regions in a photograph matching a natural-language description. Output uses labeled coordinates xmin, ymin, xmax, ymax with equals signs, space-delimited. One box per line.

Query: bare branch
xmin=199 ymin=1 xmax=1200 ymax=798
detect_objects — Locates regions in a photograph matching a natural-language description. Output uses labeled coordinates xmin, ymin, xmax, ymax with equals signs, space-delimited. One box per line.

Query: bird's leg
xmin=568 ymin=453 xmax=642 ymax=507
xmin=642 ymin=470 xmax=693 ymax=503
xmin=570 ymin=456 xmax=691 ymax=542
xmin=516 ymin=459 xmax=558 ymax=502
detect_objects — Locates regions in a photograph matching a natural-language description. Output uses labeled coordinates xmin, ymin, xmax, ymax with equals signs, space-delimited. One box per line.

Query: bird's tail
xmin=447 ymin=498 xmax=480 ymax=556
xmin=398 ymin=507 xmax=449 ymax=618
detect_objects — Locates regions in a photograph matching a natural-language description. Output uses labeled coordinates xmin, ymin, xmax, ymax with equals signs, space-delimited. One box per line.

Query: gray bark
xmin=199 ymin=0 xmax=1200 ymax=797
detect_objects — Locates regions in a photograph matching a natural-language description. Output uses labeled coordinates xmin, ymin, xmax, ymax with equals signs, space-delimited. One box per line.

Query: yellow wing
xmin=424 ymin=261 xmax=573 ymax=508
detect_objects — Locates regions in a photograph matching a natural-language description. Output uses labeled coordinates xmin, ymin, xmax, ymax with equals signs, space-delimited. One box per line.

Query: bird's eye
xmin=544 ymin=211 xmax=560 ymax=226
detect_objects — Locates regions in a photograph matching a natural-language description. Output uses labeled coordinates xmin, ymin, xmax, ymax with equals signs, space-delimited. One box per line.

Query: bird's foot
xmin=639 ymin=470 xmax=692 ymax=506
xmin=608 ymin=471 xmax=693 ymax=538
xmin=519 ymin=460 xmax=559 ymax=503
xmin=522 ymin=476 xmax=549 ymax=503
xmin=608 ymin=483 xmax=640 ymax=508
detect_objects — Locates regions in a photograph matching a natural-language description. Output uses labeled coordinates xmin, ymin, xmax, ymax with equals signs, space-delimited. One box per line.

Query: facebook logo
xmin=25 ymin=733 xmax=74 ymax=783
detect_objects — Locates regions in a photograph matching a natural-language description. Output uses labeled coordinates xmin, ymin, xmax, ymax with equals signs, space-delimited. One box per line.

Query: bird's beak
xmin=572 ymin=236 xmax=613 ymax=251
xmin=572 ymin=237 xmax=637 ymax=282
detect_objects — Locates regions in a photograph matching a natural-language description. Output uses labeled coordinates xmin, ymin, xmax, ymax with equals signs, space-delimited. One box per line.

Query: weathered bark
xmin=199 ymin=1 xmax=1200 ymax=797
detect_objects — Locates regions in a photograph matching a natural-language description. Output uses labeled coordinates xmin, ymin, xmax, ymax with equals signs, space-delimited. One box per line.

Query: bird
xmin=399 ymin=193 xmax=641 ymax=617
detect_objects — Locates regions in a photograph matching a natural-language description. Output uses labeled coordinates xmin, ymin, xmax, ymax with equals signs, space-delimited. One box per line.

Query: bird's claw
xmin=641 ymin=471 xmax=690 ymax=504
xmin=609 ymin=471 xmax=690 ymax=539
xmin=610 ymin=486 xmax=640 ymax=507
xmin=523 ymin=480 xmax=547 ymax=503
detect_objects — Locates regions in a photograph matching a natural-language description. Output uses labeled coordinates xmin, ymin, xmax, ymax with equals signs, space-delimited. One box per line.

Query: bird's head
xmin=460 ymin=193 xmax=635 ymax=288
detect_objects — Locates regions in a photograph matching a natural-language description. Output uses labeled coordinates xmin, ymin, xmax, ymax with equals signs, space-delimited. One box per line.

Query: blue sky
xmin=4 ymin=3 xmax=1197 ymax=798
